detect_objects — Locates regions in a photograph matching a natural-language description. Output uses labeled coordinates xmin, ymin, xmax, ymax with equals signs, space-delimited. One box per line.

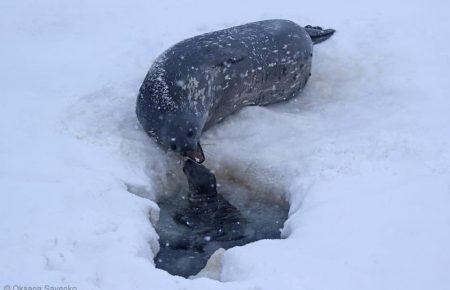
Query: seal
xmin=136 ymin=19 xmax=335 ymax=162
xmin=154 ymin=158 xmax=289 ymax=277
xmin=175 ymin=159 xmax=245 ymax=242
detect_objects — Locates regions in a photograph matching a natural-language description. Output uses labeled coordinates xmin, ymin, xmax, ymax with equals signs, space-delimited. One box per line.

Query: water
xmin=154 ymin=183 xmax=289 ymax=278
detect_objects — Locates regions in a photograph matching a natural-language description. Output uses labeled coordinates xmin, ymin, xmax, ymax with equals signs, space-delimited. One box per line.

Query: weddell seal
xmin=175 ymin=159 xmax=245 ymax=242
xmin=136 ymin=19 xmax=335 ymax=162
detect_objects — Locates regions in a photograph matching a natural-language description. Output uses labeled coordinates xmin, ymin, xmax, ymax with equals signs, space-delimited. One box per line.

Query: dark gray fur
xmin=136 ymin=19 xmax=334 ymax=161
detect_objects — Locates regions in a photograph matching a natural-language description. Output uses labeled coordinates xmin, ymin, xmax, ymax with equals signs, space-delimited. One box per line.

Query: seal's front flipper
xmin=305 ymin=25 xmax=336 ymax=44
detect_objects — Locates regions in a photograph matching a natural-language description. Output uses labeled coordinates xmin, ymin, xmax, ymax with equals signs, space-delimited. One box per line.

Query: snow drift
xmin=1 ymin=0 xmax=449 ymax=289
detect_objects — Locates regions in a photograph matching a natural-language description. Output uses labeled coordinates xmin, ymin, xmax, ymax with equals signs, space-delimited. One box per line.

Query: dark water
xmin=154 ymin=186 xmax=289 ymax=278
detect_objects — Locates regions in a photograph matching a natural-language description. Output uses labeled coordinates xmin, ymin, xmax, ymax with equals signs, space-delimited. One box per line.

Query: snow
xmin=1 ymin=0 xmax=449 ymax=290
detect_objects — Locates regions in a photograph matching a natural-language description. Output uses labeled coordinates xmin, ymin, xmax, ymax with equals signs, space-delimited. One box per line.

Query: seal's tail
xmin=305 ymin=25 xmax=336 ymax=44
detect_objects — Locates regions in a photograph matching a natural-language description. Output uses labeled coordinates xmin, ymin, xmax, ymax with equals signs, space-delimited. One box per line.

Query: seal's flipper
xmin=305 ymin=25 xmax=335 ymax=44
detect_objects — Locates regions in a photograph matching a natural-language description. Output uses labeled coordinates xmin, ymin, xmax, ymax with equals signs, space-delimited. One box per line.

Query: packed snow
xmin=1 ymin=0 xmax=449 ymax=290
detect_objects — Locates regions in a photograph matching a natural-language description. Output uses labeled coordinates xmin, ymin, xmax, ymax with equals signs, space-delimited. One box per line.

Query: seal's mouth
xmin=184 ymin=143 xmax=205 ymax=163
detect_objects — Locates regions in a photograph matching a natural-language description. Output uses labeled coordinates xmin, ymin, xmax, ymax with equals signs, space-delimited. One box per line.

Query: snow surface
xmin=1 ymin=0 xmax=449 ymax=289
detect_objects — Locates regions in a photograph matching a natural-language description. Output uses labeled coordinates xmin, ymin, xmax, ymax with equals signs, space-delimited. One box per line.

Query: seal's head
xmin=137 ymin=101 xmax=205 ymax=162
xmin=183 ymin=159 xmax=217 ymax=197
xmin=158 ymin=113 xmax=205 ymax=163
xmin=136 ymin=71 xmax=206 ymax=163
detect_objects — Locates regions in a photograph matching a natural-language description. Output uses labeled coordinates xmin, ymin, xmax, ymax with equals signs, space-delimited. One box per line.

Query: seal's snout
xmin=183 ymin=159 xmax=216 ymax=193
xmin=167 ymin=136 xmax=205 ymax=163
xmin=183 ymin=143 xmax=205 ymax=164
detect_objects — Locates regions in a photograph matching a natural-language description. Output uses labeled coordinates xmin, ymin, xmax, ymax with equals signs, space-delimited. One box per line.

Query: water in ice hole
xmin=154 ymin=178 xmax=289 ymax=278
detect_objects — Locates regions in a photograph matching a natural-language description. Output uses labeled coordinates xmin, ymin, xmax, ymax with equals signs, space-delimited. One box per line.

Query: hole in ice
xmin=153 ymin=161 xmax=289 ymax=278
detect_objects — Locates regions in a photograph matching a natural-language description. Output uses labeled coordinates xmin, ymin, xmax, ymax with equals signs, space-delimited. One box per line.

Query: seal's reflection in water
xmin=155 ymin=160 xmax=289 ymax=277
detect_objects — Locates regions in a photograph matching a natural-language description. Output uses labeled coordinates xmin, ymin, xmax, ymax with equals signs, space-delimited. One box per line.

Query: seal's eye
xmin=187 ymin=130 xmax=194 ymax=138
xmin=170 ymin=143 xmax=177 ymax=151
